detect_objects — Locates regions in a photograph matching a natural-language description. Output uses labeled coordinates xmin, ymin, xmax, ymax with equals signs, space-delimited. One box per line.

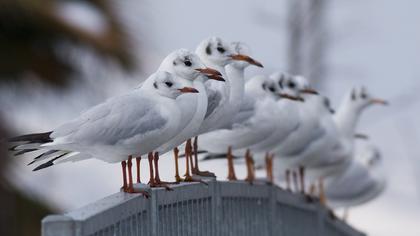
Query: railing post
xmin=212 ymin=181 xmax=222 ymax=236
xmin=42 ymin=215 xmax=75 ymax=236
xmin=150 ymin=189 xmax=158 ymax=236
xmin=268 ymin=185 xmax=276 ymax=236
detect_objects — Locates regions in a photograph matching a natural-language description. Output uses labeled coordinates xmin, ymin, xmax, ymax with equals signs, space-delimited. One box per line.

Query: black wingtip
xmin=33 ymin=160 xmax=55 ymax=171
xmin=32 ymin=153 xmax=64 ymax=171
xmin=9 ymin=131 xmax=53 ymax=143
xmin=202 ymin=153 xmax=241 ymax=161
xmin=14 ymin=149 xmax=37 ymax=156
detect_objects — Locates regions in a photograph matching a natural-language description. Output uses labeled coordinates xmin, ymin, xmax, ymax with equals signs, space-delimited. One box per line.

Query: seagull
xmin=303 ymin=86 xmax=388 ymax=201
xmin=143 ymin=49 xmax=224 ymax=182
xmin=198 ymin=74 xmax=293 ymax=183
xmin=324 ymin=144 xmax=386 ymax=219
xmin=194 ymin=38 xmax=263 ymax=177
xmin=9 ymin=71 xmax=199 ymax=193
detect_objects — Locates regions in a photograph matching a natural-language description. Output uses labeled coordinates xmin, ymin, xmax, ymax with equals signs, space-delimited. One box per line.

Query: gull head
xmin=270 ymin=72 xmax=304 ymax=102
xmin=347 ymin=86 xmax=388 ymax=111
xmin=196 ymin=36 xmax=233 ymax=67
xmin=152 ymin=71 xmax=199 ymax=99
xmin=293 ymin=75 xmax=319 ymax=96
xmin=196 ymin=37 xmax=263 ymax=69
xmin=159 ymin=49 xmax=223 ymax=82
xmin=245 ymin=75 xmax=278 ymax=100
xmin=229 ymin=41 xmax=264 ymax=69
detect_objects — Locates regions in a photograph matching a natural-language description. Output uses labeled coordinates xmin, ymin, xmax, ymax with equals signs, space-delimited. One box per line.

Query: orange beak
xmin=178 ymin=87 xmax=199 ymax=93
xmin=370 ymin=98 xmax=389 ymax=105
xmin=195 ymin=67 xmax=222 ymax=76
xmin=299 ymin=88 xmax=319 ymax=95
xmin=279 ymin=93 xmax=305 ymax=102
xmin=230 ymin=54 xmax=264 ymax=68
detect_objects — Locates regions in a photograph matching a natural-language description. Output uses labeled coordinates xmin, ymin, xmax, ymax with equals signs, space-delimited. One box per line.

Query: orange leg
xmin=244 ymin=150 xmax=254 ymax=184
xmin=227 ymin=146 xmax=237 ymax=181
xmin=319 ymin=178 xmax=326 ymax=205
xmin=121 ymin=161 xmax=128 ymax=192
xmin=299 ymin=166 xmax=305 ymax=194
xmin=148 ymin=152 xmax=155 ymax=185
xmin=127 ymin=155 xmax=134 ymax=191
xmin=174 ymin=147 xmax=183 ymax=182
xmin=136 ymin=156 xmax=141 ymax=183
xmin=192 ymin=136 xmax=215 ymax=177
xmin=184 ymin=139 xmax=193 ymax=181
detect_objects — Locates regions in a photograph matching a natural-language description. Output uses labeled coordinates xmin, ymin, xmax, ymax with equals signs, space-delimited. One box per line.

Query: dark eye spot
xmin=165 ymin=81 xmax=173 ymax=87
xmin=351 ymin=90 xmax=356 ymax=100
xmin=278 ymin=78 xmax=284 ymax=89
xmin=184 ymin=60 xmax=192 ymax=67
xmin=269 ymin=86 xmax=275 ymax=92
xmin=153 ymin=82 xmax=158 ymax=89
xmin=206 ymin=44 xmax=212 ymax=55
xmin=288 ymin=81 xmax=296 ymax=88
xmin=361 ymin=93 xmax=367 ymax=99
xmin=173 ymin=60 xmax=177 ymax=66
xmin=217 ymin=46 xmax=225 ymax=53
xmin=262 ymin=83 xmax=267 ymax=90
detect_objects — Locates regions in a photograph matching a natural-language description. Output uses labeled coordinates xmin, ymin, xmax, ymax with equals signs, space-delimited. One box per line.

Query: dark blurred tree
xmin=0 ymin=0 xmax=136 ymax=86
xmin=0 ymin=0 xmax=137 ymax=235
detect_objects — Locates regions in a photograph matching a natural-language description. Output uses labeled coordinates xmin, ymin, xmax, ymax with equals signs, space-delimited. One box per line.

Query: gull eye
xmin=217 ymin=46 xmax=225 ymax=53
xmin=288 ymin=81 xmax=296 ymax=88
xmin=165 ymin=81 xmax=173 ymax=87
xmin=184 ymin=60 xmax=192 ymax=67
xmin=269 ymin=86 xmax=275 ymax=92
xmin=206 ymin=44 xmax=212 ymax=55
xmin=361 ymin=92 xmax=367 ymax=99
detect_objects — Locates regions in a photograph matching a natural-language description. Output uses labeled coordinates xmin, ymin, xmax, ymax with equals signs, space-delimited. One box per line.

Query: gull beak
xmin=279 ymin=93 xmax=305 ymax=102
xmin=354 ymin=133 xmax=369 ymax=140
xmin=230 ymin=54 xmax=264 ymax=68
xmin=195 ymin=67 xmax=222 ymax=76
xmin=370 ymin=98 xmax=389 ymax=105
xmin=300 ymin=88 xmax=319 ymax=95
xmin=206 ymin=74 xmax=225 ymax=82
xmin=178 ymin=87 xmax=199 ymax=93
xmin=195 ymin=67 xmax=225 ymax=81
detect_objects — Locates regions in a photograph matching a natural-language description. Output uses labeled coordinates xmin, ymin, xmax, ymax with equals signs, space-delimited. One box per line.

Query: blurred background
xmin=0 ymin=0 xmax=419 ymax=235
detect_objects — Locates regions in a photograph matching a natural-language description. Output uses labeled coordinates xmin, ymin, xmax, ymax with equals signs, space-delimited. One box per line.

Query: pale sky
xmin=3 ymin=1 xmax=420 ymax=235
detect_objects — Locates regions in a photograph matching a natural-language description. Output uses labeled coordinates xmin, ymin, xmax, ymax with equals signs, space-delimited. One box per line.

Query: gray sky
xmin=4 ymin=1 xmax=420 ymax=235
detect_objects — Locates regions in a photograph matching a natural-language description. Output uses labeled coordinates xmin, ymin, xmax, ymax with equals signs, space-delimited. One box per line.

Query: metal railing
xmin=42 ymin=181 xmax=365 ymax=236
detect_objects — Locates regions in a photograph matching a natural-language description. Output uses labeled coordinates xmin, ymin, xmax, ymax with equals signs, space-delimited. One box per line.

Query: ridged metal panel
xmin=42 ymin=181 xmax=366 ymax=236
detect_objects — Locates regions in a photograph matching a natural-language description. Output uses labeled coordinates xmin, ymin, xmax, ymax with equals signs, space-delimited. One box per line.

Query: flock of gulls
xmin=9 ymin=36 xmax=388 ymax=213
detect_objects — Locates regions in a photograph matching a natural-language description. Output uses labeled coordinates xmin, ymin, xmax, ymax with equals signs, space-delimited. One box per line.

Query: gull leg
xmin=285 ymin=169 xmax=291 ymax=191
xmin=299 ymin=166 xmax=305 ymax=194
xmin=121 ymin=161 xmax=128 ymax=192
xmin=136 ymin=156 xmax=141 ymax=183
xmin=127 ymin=155 xmax=134 ymax=191
xmin=319 ymin=178 xmax=327 ymax=206
xmin=265 ymin=153 xmax=274 ymax=184
xmin=227 ymin=146 xmax=237 ymax=181
xmin=148 ymin=152 xmax=155 ymax=185
xmin=182 ymin=140 xmax=208 ymax=185
xmin=183 ymin=139 xmax=194 ymax=181
xmin=174 ymin=147 xmax=184 ymax=182
xmin=244 ymin=149 xmax=254 ymax=184
xmin=292 ymin=171 xmax=299 ymax=192
xmin=127 ymin=156 xmax=150 ymax=197
xmin=192 ymin=136 xmax=216 ymax=177
xmin=151 ymin=152 xmax=172 ymax=191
